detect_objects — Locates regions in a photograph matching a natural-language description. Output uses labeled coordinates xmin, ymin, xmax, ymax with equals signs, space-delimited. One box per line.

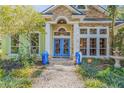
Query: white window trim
xmin=79 ymin=27 xmax=109 ymax=58
xmin=30 ymin=31 xmax=41 ymax=56
xmin=53 ymin=28 xmax=71 ymax=57
xmin=9 ymin=34 xmax=20 ymax=56
xmin=76 ymin=5 xmax=88 ymax=11
xmin=9 ymin=32 xmax=41 ymax=57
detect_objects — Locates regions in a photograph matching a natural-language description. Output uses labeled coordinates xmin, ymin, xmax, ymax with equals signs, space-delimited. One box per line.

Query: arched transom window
xmin=54 ymin=28 xmax=70 ymax=36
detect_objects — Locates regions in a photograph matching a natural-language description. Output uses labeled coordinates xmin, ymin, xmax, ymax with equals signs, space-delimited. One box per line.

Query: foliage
xmin=114 ymin=28 xmax=124 ymax=55
xmin=96 ymin=67 xmax=124 ymax=88
xmin=18 ymin=48 xmax=35 ymax=67
xmin=0 ymin=76 xmax=32 ymax=88
xmin=31 ymin=69 xmax=42 ymax=78
xmin=107 ymin=5 xmax=119 ymax=49
xmin=79 ymin=62 xmax=100 ymax=78
xmin=85 ymin=78 xmax=107 ymax=88
xmin=10 ymin=67 xmax=33 ymax=78
xmin=77 ymin=58 xmax=124 ymax=88
xmin=0 ymin=6 xmax=45 ymax=35
xmin=0 ymin=60 xmax=23 ymax=71
xmin=0 ymin=69 xmax=5 ymax=78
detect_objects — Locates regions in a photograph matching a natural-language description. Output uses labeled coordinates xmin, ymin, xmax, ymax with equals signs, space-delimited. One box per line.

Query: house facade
xmin=0 ymin=5 xmax=124 ymax=60
xmin=43 ymin=5 xmax=112 ymax=59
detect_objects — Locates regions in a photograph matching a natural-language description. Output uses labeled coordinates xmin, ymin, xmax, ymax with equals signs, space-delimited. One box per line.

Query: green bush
xmin=80 ymin=62 xmax=100 ymax=78
xmin=0 ymin=69 xmax=5 ymax=78
xmin=0 ymin=76 xmax=32 ymax=88
xmin=31 ymin=69 xmax=42 ymax=78
xmin=85 ymin=78 xmax=107 ymax=88
xmin=10 ymin=68 xmax=33 ymax=78
xmin=96 ymin=67 xmax=124 ymax=88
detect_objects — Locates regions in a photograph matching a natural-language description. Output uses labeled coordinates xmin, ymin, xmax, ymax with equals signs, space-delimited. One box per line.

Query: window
xmin=80 ymin=38 xmax=87 ymax=55
xmin=54 ymin=28 xmax=70 ymax=36
xmin=90 ymin=28 xmax=97 ymax=34
xmin=100 ymin=38 xmax=107 ymax=55
xmin=30 ymin=33 xmax=40 ymax=54
xmin=11 ymin=34 xmax=19 ymax=54
xmin=79 ymin=27 xmax=108 ymax=57
xmin=80 ymin=29 xmax=87 ymax=34
xmin=100 ymin=29 xmax=107 ymax=34
xmin=76 ymin=5 xmax=86 ymax=10
xmin=90 ymin=38 xmax=97 ymax=56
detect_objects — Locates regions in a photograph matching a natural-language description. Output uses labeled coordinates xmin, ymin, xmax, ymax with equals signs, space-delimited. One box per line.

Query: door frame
xmin=53 ymin=36 xmax=71 ymax=57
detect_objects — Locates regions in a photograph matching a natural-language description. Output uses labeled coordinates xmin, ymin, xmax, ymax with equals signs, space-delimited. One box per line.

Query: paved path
xmin=32 ymin=65 xmax=84 ymax=88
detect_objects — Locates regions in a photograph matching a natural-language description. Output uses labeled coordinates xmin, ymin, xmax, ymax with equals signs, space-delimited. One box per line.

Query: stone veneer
xmin=85 ymin=5 xmax=108 ymax=18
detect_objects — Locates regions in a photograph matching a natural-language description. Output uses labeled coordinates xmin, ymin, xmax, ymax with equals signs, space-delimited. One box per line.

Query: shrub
xmin=85 ymin=78 xmax=107 ymax=88
xmin=0 ymin=76 xmax=32 ymax=88
xmin=31 ymin=69 xmax=42 ymax=78
xmin=96 ymin=67 xmax=124 ymax=88
xmin=10 ymin=67 xmax=33 ymax=78
xmin=0 ymin=69 xmax=5 ymax=78
xmin=14 ymin=78 xmax=32 ymax=88
xmin=80 ymin=62 xmax=100 ymax=78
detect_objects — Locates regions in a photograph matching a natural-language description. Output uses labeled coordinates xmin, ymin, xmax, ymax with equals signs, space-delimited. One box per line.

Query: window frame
xmin=10 ymin=34 xmax=20 ymax=55
xmin=30 ymin=31 xmax=40 ymax=56
xmin=79 ymin=27 xmax=109 ymax=58
xmin=76 ymin=5 xmax=88 ymax=11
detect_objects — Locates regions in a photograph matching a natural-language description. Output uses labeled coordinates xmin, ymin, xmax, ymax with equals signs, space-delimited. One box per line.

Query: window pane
xmin=100 ymin=49 xmax=106 ymax=55
xmin=80 ymin=49 xmax=87 ymax=55
xmin=77 ymin=5 xmax=86 ymax=9
xmin=100 ymin=29 xmax=107 ymax=34
xmin=31 ymin=47 xmax=39 ymax=54
xmin=54 ymin=28 xmax=70 ymax=36
xmin=100 ymin=38 xmax=107 ymax=48
xmin=80 ymin=38 xmax=87 ymax=55
xmin=90 ymin=49 xmax=96 ymax=55
xmin=80 ymin=29 xmax=87 ymax=34
xmin=11 ymin=35 xmax=19 ymax=54
xmin=90 ymin=38 xmax=96 ymax=48
xmin=90 ymin=28 xmax=97 ymax=34
xmin=31 ymin=33 xmax=39 ymax=46
xmin=100 ymin=38 xmax=107 ymax=55
xmin=80 ymin=38 xmax=87 ymax=48
xmin=90 ymin=38 xmax=96 ymax=55
xmin=30 ymin=33 xmax=39 ymax=54
xmin=11 ymin=47 xmax=19 ymax=53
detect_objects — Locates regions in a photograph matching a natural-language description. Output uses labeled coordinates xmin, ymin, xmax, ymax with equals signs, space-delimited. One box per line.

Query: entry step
xmin=49 ymin=58 xmax=74 ymax=66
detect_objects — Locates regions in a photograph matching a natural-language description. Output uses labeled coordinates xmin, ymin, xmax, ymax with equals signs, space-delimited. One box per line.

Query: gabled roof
xmin=42 ymin=5 xmax=84 ymax=15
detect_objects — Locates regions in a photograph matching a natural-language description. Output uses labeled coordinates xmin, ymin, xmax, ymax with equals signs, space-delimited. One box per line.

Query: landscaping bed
xmin=0 ymin=60 xmax=44 ymax=88
xmin=76 ymin=58 xmax=124 ymax=88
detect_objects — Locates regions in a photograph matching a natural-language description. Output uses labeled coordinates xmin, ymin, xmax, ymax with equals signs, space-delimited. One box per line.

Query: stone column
xmin=73 ymin=23 xmax=80 ymax=56
xmin=45 ymin=23 xmax=51 ymax=55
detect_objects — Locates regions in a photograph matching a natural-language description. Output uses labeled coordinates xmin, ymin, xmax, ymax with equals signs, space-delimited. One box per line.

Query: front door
xmin=54 ymin=38 xmax=70 ymax=57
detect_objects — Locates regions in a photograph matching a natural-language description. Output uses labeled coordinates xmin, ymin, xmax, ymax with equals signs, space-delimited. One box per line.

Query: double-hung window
xmin=30 ymin=33 xmax=40 ymax=54
xmin=11 ymin=34 xmax=19 ymax=54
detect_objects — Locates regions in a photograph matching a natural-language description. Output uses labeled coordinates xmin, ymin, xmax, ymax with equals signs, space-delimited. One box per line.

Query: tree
xmin=0 ymin=6 xmax=45 ymax=35
xmin=107 ymin=5 xmax=119 ymax=53
xmin=0 ymin=6 xmax=45 ymax=63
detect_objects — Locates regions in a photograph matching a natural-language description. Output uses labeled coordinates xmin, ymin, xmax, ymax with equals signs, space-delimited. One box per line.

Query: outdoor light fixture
xmin=87 ymin=58 xmax=93 ymax=64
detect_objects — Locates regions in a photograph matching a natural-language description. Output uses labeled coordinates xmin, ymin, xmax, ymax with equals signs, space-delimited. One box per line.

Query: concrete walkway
xmin=32 ymin=65 xmax=84 ymax=88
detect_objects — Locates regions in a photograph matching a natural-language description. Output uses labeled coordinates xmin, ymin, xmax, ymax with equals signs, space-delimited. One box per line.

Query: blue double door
xmin=54 ymin=38 xmax=70 ymax=57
